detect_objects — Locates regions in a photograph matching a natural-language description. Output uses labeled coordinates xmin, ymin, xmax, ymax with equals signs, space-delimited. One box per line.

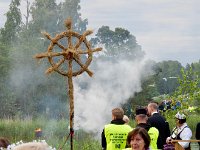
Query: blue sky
xmin=1 ymin=0 xmax=200 ymax=66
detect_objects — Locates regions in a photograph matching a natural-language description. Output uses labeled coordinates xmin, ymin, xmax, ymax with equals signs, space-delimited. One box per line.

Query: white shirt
xmin=151 ymin=111 xmax=158 ymax=115
xmin=167 ymin=123 xmax=192 ymax=148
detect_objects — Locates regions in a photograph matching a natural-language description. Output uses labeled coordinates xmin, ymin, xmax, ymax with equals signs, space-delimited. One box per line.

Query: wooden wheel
xmin=35 ymin=18 xmax=102 ymax=77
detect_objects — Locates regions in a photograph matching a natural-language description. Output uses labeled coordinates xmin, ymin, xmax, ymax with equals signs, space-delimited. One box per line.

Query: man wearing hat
xmin=135 ymin=107 xmax=159 ymax=150
xmin=166 ymin=112 xmax=192 ymax=150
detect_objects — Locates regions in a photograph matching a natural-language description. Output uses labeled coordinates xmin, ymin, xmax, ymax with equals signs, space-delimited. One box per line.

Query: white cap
xmin=175 ymin=112 xmax=186 ymax=119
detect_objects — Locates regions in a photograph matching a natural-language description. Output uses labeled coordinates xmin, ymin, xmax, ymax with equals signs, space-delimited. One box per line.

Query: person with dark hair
xmin=147 ymin=102 xmax=170 ymax=149
xmin=123 ymin=127 xmax=150 ymax=150
xmin=101 ymin=107 xmax=132 ymax=150
xmin=0 ymin=137 xmax=10 ymax=148
xmin=135 ymin=108 xmax=159 ymax=149
xmin=196 ymin=122 xmax=200 ymax=146
xmin=166 ymin=112 xmax=192 ymax=150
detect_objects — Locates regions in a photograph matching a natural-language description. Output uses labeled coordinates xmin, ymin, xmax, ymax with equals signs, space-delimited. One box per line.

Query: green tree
xmin=29 ymin=0 xmax=58 ymax=36
xmin=155 ymin=60 xmax=183 ymax=94
xmin=57 ymin=0 xmax=88 ymax=33
xmin=0 ymin=0 xmax=21 ymax=79
xmin=0 ymin=0 xmax=21 ymax=45
xmin=187 ymin=60 xmax=200 ymax=78
xmin=91 ymin=26 xmax=144 ymax=60
xmin=0 ymin=0 xmax=22 ymax=118
xmin=8 ymin=0 xmax=65 ymax=118
xmin=165 ymin=67 xmax=200 ymax=118
xmin=131 ymin=60 xmax=183 ymax=107
xmin=2 ymin=0 xmax=88 ymax=118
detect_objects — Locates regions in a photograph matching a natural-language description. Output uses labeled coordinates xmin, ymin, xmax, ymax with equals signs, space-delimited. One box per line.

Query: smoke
xmin=74 ymin=56 xmax=152 ymax=137
xmin=8 ymin=39 xmax=154 ymax=141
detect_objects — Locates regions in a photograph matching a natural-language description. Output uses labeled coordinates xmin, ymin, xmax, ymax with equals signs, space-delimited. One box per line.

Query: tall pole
xmin=34 ymin=18 xmax=102 ymax=150
xmin=68 ymin=60 xmax=74 ymax=150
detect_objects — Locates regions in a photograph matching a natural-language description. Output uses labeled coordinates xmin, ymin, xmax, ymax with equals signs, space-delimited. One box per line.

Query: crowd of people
xmin=101 ymin=101 xmax=200 ymax=150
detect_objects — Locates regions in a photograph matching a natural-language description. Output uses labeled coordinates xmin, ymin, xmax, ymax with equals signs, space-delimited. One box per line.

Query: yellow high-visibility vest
xmin=105 ymin=124 xmax=132 ymax=150
xmin=148 ymin=127 xmax=159 ymax=150
xmin=123 ymin=126 xmax=159 ymax=150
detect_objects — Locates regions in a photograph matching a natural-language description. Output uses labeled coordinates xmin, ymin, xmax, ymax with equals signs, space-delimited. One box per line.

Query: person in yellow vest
xmin=122 ymin=127 xmax=151 ymax=150
xmin=135 ymin=108 xmax=159 ymax=150
xmin=102 ymin=107 xmax=132 ymax=150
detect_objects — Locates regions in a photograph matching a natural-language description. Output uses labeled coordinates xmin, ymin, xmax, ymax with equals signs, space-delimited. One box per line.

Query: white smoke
xmin=74 ymin=57 xmax=151 ymax=137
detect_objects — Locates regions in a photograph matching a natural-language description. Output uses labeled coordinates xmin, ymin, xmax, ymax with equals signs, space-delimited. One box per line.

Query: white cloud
xmin=79 ymin=0 xmax=200 ymax=66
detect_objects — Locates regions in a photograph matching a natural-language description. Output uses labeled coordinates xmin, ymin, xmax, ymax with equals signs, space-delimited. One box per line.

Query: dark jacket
xmin=136 ymin=123 xmax=151 ymax=131
xmin=196 ymin=122 xmax=200 ymax=146
xmin=147 ymin=113 xmax=170 ymax=149
xmin=101 ymin=119 xmax=126 ymax=150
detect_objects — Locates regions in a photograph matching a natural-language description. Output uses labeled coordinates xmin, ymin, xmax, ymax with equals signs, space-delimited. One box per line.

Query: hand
xmin=166 ymin=137 xmax=172 ymax=144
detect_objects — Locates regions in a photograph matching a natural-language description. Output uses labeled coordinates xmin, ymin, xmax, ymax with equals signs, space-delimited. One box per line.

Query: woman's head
xmin=127 ymin=127 xmax=150 ymax=150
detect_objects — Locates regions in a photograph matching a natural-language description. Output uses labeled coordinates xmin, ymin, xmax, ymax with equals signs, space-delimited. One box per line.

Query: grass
xmin=0 ymin=117 xmax=101 ymax=150
xmin=0 ymin=114 xmax=199 ymax=149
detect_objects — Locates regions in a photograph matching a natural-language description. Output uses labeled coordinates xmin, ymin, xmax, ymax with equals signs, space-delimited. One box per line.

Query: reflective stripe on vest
xmin=105 ymin=124 xmax=132 ymax=150
xmin=122 ymin=148 xmax=132 ymax=150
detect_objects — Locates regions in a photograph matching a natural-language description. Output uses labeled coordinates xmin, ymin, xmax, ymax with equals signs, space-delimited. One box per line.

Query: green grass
xmin=0 ymin=114 xmax=199 ymax=149
xmin=0 ymin=117 xmax=101 ymax=150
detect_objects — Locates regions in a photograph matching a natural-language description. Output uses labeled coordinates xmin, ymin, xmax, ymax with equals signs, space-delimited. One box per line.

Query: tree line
xmin=0 ymin=0 xmax=199 ymax=119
